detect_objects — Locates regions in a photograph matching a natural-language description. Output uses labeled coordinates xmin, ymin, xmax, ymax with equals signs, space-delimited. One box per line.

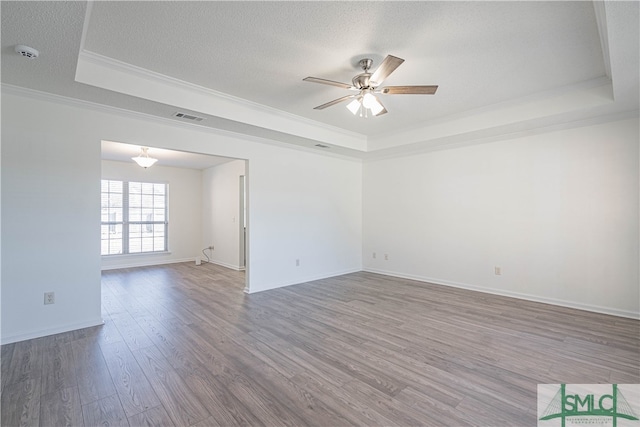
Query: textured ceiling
xmin=1 ymin=1 xmax=638 ymax=159
xmin=101 ymin=141 xmax=235 ymax=170
xmin=83 ymin=1 xmax=605 ymax=136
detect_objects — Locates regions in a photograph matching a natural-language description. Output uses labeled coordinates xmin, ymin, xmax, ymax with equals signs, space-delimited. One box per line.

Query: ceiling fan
xmin=303 ymin=55 xmax=438 ymax=117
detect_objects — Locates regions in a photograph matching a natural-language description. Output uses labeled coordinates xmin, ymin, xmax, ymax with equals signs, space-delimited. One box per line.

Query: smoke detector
xmin=15 ymin=45 xmax=39 ymax=59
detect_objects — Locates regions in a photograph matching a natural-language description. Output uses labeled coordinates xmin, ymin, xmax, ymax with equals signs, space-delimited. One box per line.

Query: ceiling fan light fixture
xmin=346 ymin=98 xmax=361 ymax=115
xmin=361 ymin=92 xmax=377 ymax=109
xmin=368 ymin=97 xmax=385 ymax=116
xmin=304 ymin=54 xmax=438 ymax=117
xmin=132 ymin=147 xmax=158 ymax=168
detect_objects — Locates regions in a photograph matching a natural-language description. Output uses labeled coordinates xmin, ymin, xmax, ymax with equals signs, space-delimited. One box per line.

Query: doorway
xmin=101 ymin=140 xmax=249 ymax=291
xmin=239 ymin=175 xmax=247 ymax=269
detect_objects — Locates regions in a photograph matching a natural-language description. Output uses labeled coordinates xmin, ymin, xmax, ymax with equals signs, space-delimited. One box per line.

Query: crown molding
xmin=79 ymin=0 xmax=93 ymax=53
xmin=79 ymin=0 xmax=365 ymax=148
xmin=76 ymin=50 xmax=367 ymax=151
xmin=375 ymin=75 xmax=613 ymax=141
xmin=0 ymin=83 xmax=237 ymax=137
xmin=363 ymin=108 xmax=639 ymax=162
xmin=593 ymin=0 xmax=612 ymax=78
xmin=1 ymin=84 xmax=364 ymax=162
xmin=368 ymin=75 xmax=614 ymax=151
xmin=6 ymin=82 xmax=633 ymax=164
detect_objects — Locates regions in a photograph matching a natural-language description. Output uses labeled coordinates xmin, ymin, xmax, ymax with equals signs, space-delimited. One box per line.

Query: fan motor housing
xmin=352 ymin=73 xmax=372 ymax=89
xmin=352 ymin=58 xmax=374 ymax=89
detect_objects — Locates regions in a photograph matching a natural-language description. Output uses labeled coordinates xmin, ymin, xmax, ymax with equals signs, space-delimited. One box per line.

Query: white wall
xmin=1 ymin=96 xmax=103 ymax=343
xmin=1 ymin=91 xmax=363 ymax=343
xmin=101 ymin=159 xmax=202 ymax=270
xmin=5 ymin=88 xmax=633 ymax=346
xmin=363 ymin=117 xmax=640 ymax=318
xmin=202 ymin=160 xmax=246 ymax=270
xmin=247 ymin=146 xmax=363 ymax=292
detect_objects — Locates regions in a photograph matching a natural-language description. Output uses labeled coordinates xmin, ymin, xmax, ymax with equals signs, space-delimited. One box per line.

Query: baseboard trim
xmin=245 ymin=268 xmax=362 ymax=294
xmin=101 ymin=257 xmax=195 ymax=270
xmin=203 ymin=259 xmax=243 ymax=271
xmin=1 ymin=318 xmax=105 ymax=345
xmin=363 ymin=268 xmax=640 ymax=320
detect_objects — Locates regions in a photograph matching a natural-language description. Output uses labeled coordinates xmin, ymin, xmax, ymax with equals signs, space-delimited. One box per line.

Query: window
xmin=101 ymin=180 xmax=124 ymax=255
xmin=101 ymin=180 xmax=168 ymax=255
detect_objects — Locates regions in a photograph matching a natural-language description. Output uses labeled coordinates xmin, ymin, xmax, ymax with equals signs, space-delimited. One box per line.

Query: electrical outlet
xmin=296 ymin=259 xmax=300 ymax=267
xmin=208 ymin=245 xmax=214 ymax=250
xmin=384 ymin=254 xmax=389 ymax=261
xmin=495 ymin=266 xmax=502 ymax=275
xmin=44 ymin=292 xmax=55 ymax=305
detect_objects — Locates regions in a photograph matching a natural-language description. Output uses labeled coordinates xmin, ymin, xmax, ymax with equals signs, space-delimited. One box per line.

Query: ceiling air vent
xmin=315 ymin=144 xmax=330 ymax=148
xmin=173 ymin=112 xmax=204 ymax=122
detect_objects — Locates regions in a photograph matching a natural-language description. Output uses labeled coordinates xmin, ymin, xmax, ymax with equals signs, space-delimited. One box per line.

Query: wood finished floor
xmin=1 ymin=262 xmax=639 ymax=426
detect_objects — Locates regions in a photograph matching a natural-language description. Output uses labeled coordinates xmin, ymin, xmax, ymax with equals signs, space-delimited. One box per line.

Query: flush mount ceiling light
xmin=132 ymin=147 xmax=158 ymax=168
xmin=15 ymin=45 xmax=39 ymax=58
xmin=304 ymin=55 xmax=438 ymax=118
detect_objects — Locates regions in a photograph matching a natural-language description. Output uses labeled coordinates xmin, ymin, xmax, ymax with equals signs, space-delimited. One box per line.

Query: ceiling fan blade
xmin=370 ymin=55 xmax=405 ymax=86
xmin=379 ymin=85 xmax=439 ymax=95
xmin=375 ymin=106 xmax=388 ymax=116
xmin=314 ymin=94 xmax=357 ymax=110
xmin=303 ymin=77 xmax=354 ymax=90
